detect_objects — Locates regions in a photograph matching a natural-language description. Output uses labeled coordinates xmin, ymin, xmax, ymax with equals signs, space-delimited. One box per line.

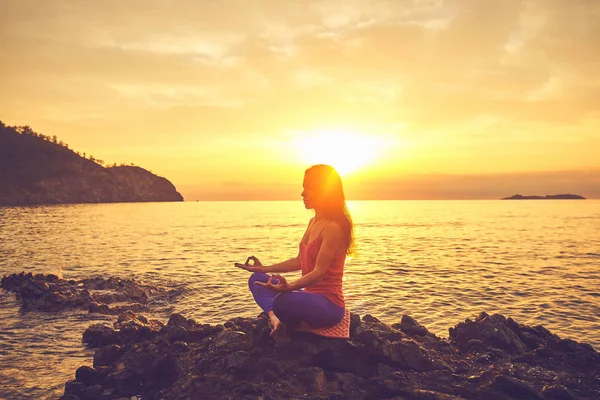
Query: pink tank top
xmin=299 ymin=222 xmax=346 ymax=308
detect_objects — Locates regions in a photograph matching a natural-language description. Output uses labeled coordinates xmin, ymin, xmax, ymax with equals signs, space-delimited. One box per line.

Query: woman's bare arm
xmin=287 ymin=222 xmax=343 ymax=290
xmin=260 ymin=218 xmax=315 ymax=273
xmin=249 ymin=218 xmax=314 ymax=274
xmin=262 ymin=257 xmax=301 ymax=273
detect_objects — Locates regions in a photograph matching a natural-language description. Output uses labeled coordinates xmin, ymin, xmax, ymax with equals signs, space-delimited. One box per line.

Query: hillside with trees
xmin=0 ymin=121 xmax=183 ymax=205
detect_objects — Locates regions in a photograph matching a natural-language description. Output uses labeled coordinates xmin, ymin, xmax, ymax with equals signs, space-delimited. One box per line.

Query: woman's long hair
xmin=305 ymin=164 xmax=356 ymax=256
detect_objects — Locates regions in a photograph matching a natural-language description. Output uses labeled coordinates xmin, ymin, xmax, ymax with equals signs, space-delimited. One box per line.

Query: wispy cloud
xmin=1 ymin=0 xmax=599 ymax=199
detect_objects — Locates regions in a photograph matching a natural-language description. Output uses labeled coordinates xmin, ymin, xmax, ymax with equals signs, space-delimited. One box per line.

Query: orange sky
xmin=1 ymin=0 xmax=599 ymax=200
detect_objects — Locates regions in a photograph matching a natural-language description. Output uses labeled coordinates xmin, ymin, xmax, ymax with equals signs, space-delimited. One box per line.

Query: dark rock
xmin=449 ymin=313 xmax=529 ymax=354
xmin=295 ymin=366 xmax=327 ymax=392
xmin=75 ymin=366 xmax=102 ymax=386
xmin=0 ymin=272 xmax=178 ymax=315
xmin=168 ymin=326 xmax=188 ymax=343
xmin=186 ymin=325 xmax=213 ymax=342
xmin=362 ymin=314 xmax=382 ymax=324
xmin=521 ymin=331 xmax=547 ymax=350
xmin=115 ymin=311 xmax=148 ymax=327
xmin=61 ymin=311 xmax=599 ymax=400
xmin=209 ymin=329 xmax=248 ymax=351
xmin=59 ymin=395 xmax=81 ymax=400
xmin=475 ymin=311 xmax=489 ymax=322
xmin=64 ymin=380 xmax=86 ymax=397
xmin=151 ymin=356 xmax=179 ymax=388
xmin=275 ymin=338 xmax=319 ymax=362
xmin=252 ymin=357 xmax=285 ymax=382
xmin=380 ymin=340 xmax=436 ymax=371
xmin=541 ymin=384 xmax=573 ymax=400
xmin=492 ymin=375 xmax=544 ymax=400
xmin=313 ymin=340 xmax=375 ymax=378
xmin=88 ymin=302 xmax=110 ymax=314
xmin=94 ymin=345 xmax=122 ymax=367
xmin=404 ymin=389 xmax=461 ymax=399
xmin=169 ymin=341 xmax=190 ymax=355
xmin=350 ymin=312 xmax=362 ymax=335
xmin=82 ymin=384 xmax=104 ymax=400
xmin=83 ymin=324 xmax=119 ymax=348
xmin=167 ymin=313 xmax=189 ymax=328
xmin=216 ymin=350 xmax=251 ymax=373
xmin=394 ymin=315 xmax=430 ymax=336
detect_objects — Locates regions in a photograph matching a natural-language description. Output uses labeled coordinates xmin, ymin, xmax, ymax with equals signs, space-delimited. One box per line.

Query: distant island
xmin=501 ymin=194 xmax=586 ymax=200
xmin=0 ymin=121 xmax=183 ymax=206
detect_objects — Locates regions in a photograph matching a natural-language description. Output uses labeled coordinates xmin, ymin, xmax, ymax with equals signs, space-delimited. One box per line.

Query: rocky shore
xmin=0 ymin=272 xmax=182 ymax=315
xmin=2 ymin=273 xmax=598 ymax=399
xmin=61 ymin=312 xmax=598 ymax=399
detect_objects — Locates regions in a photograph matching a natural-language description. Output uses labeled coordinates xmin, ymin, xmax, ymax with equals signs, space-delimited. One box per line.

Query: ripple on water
xmin=1 ymin=200 xmax=600 ymax=399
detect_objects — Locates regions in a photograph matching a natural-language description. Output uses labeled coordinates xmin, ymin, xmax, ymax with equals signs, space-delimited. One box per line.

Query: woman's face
xmin=301 ymin=173 xmax=320 ymax=210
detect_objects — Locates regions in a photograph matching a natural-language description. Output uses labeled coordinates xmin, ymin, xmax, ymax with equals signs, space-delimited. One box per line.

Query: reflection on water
xmin=1 ymin=200 xmax=599 ymax=398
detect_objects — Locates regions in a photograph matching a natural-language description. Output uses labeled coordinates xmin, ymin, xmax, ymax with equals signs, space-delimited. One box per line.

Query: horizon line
xmin=182 ymin=198 xmax=597 ymax=202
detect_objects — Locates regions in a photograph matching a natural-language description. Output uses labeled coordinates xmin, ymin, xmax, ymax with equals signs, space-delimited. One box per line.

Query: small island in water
xmin=502 ymin=194 xmax=586 ymax=200
xmin=0 ymin=121 xmax=183 ymax=206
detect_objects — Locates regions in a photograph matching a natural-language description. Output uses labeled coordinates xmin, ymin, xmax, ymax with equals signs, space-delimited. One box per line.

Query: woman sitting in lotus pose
xmin=235 ymin=164 xmax=355 ymax=338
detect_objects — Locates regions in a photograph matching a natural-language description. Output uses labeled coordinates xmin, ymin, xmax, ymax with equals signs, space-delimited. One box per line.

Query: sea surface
xmin=1 ymin=200 xmax=599 ymax=399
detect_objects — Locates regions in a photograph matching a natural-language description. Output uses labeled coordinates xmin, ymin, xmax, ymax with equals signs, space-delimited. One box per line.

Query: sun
xmin=292 ymin=129 xmax=386 ymax=175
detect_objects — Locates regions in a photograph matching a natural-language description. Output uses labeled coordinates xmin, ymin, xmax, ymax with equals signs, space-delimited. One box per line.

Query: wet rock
xmin=209 ymin=329 xmax=249 ymax=351
xmin=94 ymin=344 xmax=122 ymax=367
xmin=64 ymin=380 xmax=86 ymax=398
xmin=83 ymin=324 xmax=119 ymax=348
xmin=169 ymin=341 xmax=190 ymax=355
xmin=168 ymin=326 xmax=188 ymax=343
xmin=393 ymin=315 xmax=430 ymax=336
xmin=313 ymin=339 xmax=375 ymax=378
xmin=62 ymin=311 xmax=599 ymax=400
xmin=83 ymin=384 xmax=104 ymax=399
xmin=186 ymin=324 xmax=216 ymax=342
xmin=295 ymin=366 xmax=327 ymax=392
xmin=404 ymin=389 xmax=462 ymax=399
xmin=0 ymin=272 xmax=178 ymax=315
xmin=114 ymin=311 xmax=163 ymax=344
xmin=449 ymin=313 xmax=529 ymax=354
xmin=541 ymin=384 xmax=573 ymax=400
xmin=150 ymin=356 xmax=179 ymax=388
xmin=380 ymin=340 xmax=436 ymax=371
xmin=491 ymin=375 xmax=544 ymax=399
xmin=252 ymin=357 xmax=285 ymax=382
xmin=167 ymin=313 xmax=189 ymax=328
xmin=215 ymin=350 xmax=251 ymax=372
xmin=75 ymin=365 xmax=102 ymax=386
xmin=275 ymin=338 xmax=319 ymax=362
xmin=350 ymin=312 xmax=362 ymax=335
xmin=59 ymin=395 xmax=81 ymax=400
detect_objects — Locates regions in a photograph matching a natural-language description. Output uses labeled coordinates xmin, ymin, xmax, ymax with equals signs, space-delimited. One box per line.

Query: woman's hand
xmin=254 ymin=274 xmax=292 ymax=292
xmin=234 ymin=255 xmax=264 ymax=273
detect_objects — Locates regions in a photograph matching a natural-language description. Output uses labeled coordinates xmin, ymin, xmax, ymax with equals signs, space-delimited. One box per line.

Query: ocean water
xmin=1 ymin=200 xmax=599 ymax=399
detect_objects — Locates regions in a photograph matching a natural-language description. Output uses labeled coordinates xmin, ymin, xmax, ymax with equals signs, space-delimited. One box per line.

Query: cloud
xmin=1 ymin=0 xmax=599 ymax=199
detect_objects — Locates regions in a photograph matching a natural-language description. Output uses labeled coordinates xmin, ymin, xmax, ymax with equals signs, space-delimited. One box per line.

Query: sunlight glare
xmin=293 ymin=129 xmax=388 ymax=175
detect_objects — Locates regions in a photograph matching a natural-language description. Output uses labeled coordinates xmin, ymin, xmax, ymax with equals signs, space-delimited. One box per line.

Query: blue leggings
xmin=248 ymin=272 xmax=345 ymax=329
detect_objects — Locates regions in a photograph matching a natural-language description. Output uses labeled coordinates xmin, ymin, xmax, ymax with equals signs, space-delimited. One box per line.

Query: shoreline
xmin=1 ymin=273 xmax=598 ymax=399
xmin=59 ymin=309 xmax=598 ymax=400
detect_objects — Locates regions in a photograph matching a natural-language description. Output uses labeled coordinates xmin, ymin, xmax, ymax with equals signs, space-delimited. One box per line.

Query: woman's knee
xmin=272 ymin=292 xmax=295 ymax=314
xmin=248 ymin=272 xmax=269 ymax=289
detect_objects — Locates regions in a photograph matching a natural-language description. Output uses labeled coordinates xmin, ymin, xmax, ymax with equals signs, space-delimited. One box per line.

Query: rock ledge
xmin=60 ymin=310 xmax=598 ymax=400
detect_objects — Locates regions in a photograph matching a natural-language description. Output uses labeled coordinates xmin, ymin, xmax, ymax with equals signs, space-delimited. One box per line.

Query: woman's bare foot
xmin=267 ymin=311 xmax=288 ymax=339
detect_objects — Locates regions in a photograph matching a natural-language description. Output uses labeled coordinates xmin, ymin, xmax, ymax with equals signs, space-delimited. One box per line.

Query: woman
xmin=235 ymin=164 xmax=355 ymax=338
